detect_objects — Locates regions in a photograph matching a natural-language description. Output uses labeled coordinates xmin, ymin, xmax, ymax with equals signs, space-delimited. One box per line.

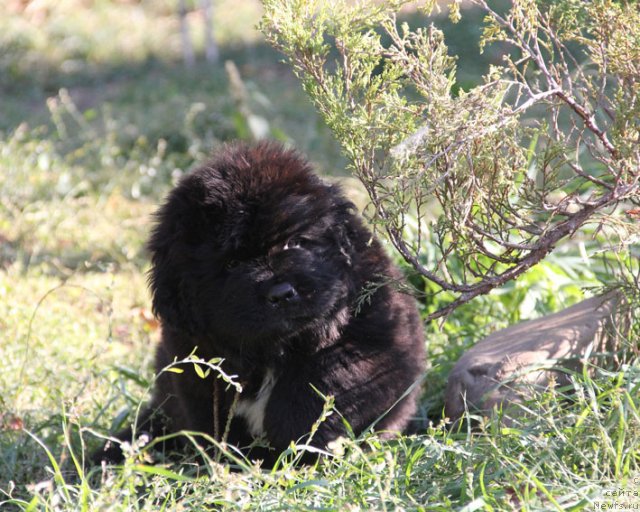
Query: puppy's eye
xmin=224 ymin=259 xmax=240 ymax=270
xmin=283 ymin=237 xmax=313 ymax=250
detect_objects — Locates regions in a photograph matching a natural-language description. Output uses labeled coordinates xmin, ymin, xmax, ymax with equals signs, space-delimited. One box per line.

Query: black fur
xmin=96 ymin=141 xmax=425 ymax=466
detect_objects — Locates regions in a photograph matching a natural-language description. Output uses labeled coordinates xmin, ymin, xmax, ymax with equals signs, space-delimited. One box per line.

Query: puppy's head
xmin=148 ymin=142 xmax=365 ymax=349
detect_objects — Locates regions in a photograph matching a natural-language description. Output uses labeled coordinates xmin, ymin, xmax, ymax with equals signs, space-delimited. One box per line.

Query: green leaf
xmin=193 ymin=364 xmax=206 ymax=379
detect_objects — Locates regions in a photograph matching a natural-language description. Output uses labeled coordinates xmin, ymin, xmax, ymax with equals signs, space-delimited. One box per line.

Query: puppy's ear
xmin=146 ymin=179 xmax=215 ymax=334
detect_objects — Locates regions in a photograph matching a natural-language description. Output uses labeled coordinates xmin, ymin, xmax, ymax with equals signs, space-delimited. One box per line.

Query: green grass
xmin=1 ymin=1 xmax=639 ymax=510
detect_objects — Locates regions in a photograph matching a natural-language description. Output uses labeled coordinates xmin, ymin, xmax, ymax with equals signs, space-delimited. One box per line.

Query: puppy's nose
xmin=266 ymin=282 xmax=299 ymax=305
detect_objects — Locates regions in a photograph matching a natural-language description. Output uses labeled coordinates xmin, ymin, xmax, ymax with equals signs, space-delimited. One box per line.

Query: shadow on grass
xmin=0 ymin=5 xmax=503 ymax=174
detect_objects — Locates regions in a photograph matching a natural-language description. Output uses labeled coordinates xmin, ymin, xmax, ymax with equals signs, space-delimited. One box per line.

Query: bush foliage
xmin=261 ymin=0 xmax=640 ymax=319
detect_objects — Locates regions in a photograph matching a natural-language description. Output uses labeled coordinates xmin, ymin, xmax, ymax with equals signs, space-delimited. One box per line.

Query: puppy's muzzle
xmin=266 ymin=282 xmax=299 ymax=305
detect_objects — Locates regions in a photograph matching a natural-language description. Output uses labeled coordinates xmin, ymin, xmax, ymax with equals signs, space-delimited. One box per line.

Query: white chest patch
xmin=234 ymin=369 xmax=276 ymax=438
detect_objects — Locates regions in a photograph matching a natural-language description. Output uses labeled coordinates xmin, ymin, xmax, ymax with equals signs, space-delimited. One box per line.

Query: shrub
xmin=261 ymin=0 xmax=640 ymax=320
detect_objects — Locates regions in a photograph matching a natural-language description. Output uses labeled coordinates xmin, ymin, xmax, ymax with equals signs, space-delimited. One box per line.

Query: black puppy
xmin=97 ymin=141 xmax=425 ymax=465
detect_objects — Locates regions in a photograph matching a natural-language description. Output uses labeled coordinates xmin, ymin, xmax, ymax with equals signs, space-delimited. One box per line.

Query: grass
xmin=1 ymin=1 xmax=639 ymax=510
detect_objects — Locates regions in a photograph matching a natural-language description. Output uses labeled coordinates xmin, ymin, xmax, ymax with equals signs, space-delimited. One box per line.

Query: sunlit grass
xmin=2 ymin=119 xmax=638 ymax=508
